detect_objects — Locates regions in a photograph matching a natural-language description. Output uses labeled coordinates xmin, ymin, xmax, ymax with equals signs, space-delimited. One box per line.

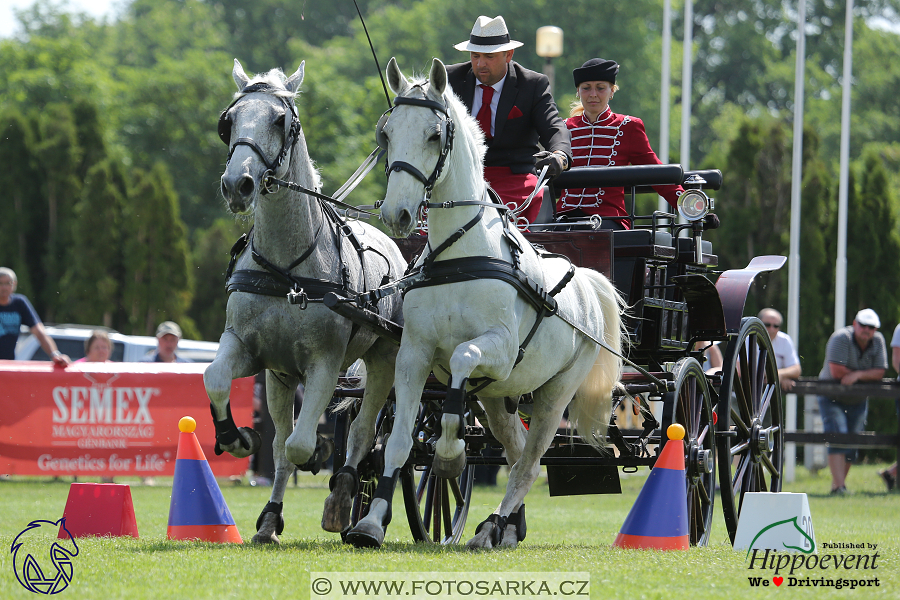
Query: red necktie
xmin=477 ymin=84 xmax=494 ymax=140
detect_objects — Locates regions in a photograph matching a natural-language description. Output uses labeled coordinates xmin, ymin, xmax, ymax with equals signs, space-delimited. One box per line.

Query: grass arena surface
xmin=1 ymin=464 xmax=897 ymax=599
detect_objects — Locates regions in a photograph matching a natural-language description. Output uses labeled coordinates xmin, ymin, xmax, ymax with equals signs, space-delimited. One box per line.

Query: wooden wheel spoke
xmin=757 ymin=384 xmax=774 ymax=420
xmin=431 ymin=477 xmax=442 ymax=541
xmin=732 ymin=454 xmax=750 ymax=498
xmin=696 ymin=423 xmax=708 ymax=445
xmin=448 ymin=476 xmax=464 ymax=505
xmin=730 ymin=409 xmax=750 ymax=437
xmin=760 ymin=452 xmax=780 ymax=479
xmin=441 ymin=479 xmax=453 ymax=539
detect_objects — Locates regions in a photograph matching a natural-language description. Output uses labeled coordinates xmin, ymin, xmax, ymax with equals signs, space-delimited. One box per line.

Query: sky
xmin=0 ymin=0 xmax=119 ymax=38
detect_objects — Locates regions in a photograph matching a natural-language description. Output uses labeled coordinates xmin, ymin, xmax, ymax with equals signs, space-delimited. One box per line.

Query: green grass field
xmin=1 ymin=464 xmax=897 ymax=599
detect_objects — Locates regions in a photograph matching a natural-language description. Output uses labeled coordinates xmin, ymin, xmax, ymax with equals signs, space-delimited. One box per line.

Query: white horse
xmin=204 ymin=59 xmax=406 ymax=543
xmin=345 ymin=57 xmax=624 ymax=549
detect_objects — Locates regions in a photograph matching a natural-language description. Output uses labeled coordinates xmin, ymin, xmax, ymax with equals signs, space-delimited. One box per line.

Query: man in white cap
xmin=140 ymin=321 xmax=192 ymax=363
xmin=817 ymin=308 xmax=887 ymax=494
xmin=446 ymin=15 xmax=571 ymax=227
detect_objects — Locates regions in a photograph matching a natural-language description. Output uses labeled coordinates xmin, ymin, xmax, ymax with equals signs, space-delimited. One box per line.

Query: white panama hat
xmin=454 ymin=15 xmax=523 ymax=53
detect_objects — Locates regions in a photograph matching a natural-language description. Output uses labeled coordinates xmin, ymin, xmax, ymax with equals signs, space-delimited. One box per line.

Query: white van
xmin=15 ymin=324 xmax=219 ymax=363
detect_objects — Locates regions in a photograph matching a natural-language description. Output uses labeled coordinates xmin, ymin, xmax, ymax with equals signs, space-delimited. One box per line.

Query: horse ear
xmin=386 ymin=57 xmax=405 ymax=94
xmin=429 ymin=58 xmax=448 ymax=97
xmin=285 ymin=61 xmax=305 ymax=94
xmin=232 ymin=59 xmax=250 ymax=90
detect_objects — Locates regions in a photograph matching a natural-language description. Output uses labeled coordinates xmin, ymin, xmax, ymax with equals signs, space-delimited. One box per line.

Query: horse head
xmin=379 ymin=57 xmax=477 ymax=238
xmin=219 ymin=59 xmax=305 ymax=215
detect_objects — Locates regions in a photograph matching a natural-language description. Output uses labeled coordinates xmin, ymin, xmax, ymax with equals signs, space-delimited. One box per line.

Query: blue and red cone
xmin=167 ymin=416 xmax=242 ymax=543
xmin=613 ymin=423 xmax=689 ymax=550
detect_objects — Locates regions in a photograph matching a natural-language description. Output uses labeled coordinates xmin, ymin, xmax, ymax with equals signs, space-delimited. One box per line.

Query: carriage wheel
xmin=333 ymin=400 xmax=390 ymax=531
xmin=661 ymin=357 xmax=716 ymax=546
xmin=400 ymin=400 xmax=474 ymax=544
xmin=716 ymin=317 xmax=784 ymax=544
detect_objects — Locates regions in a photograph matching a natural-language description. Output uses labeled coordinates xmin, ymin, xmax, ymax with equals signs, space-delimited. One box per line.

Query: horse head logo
xmin=10 ymin=518 xmax=79 ymax=594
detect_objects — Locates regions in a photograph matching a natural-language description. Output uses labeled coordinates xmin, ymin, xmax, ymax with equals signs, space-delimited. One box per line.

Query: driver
xmin=446 ymin=15 xmax=572 ymax=227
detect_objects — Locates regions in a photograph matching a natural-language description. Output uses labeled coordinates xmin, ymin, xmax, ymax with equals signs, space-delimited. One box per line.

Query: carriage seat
xmin=612 ymin=229 xmax=673 ymax=249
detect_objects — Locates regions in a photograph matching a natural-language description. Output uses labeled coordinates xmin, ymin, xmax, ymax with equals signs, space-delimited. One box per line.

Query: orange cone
xmin=166 ymin=416 xmax=242 ymax=543
xmin=613 ymin=423 xmax=689 ymax=550
xmin=58 ymin=483 xmax=139 ymax=538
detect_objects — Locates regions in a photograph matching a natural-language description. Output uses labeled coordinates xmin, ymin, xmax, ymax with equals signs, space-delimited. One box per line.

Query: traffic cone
xmin=58 ymin=483 xmax=139 ymax=538
xmin=613 ymin=423 xmax=689 ymax=550
xmin=167 ymin=416 xmax=242 ymax=543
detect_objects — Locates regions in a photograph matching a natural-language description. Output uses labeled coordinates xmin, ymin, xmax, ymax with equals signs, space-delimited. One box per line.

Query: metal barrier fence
xmin=787 ymin=378 xmax=900 ymax=473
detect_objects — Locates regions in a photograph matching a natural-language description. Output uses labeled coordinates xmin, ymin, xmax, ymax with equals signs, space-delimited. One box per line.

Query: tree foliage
xmin=1 ymin=0 xmax=899 ymax=355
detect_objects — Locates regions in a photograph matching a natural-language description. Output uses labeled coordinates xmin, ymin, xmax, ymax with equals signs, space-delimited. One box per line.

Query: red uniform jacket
xmin=557 ymin=108 xmax=683 ymax=227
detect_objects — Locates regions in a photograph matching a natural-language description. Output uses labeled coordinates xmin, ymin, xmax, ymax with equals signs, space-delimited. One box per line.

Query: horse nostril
xmin=238 ymin=175 xmax=255 ymax=198
xmin=398 ymin=209 xmax=412 ymax=231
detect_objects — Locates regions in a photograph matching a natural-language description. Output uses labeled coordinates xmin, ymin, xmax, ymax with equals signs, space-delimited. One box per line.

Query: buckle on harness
xmin=287 ymin=286 xmax=309 ymax=309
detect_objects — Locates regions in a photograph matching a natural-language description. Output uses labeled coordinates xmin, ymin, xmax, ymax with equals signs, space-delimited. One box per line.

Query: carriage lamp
xmin=677 ymin=189 xmax=710 ymax=222
xmin=536 ymin=26 xmax=563 ymax=97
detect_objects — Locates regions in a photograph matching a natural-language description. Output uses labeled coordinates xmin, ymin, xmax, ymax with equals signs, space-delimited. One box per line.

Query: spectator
xmin=140 ymin=321 xmax=191 ymax=363
xmin=817 ymin=308 xmax=887 ymax=495
xmin=0 ymin=267 xmax=70 ymax=366
xmin=877 ymin=323 xmax=900 ymax=491
xmin=758 ymin=308 xmax=802 ymax=391
xmin=555 ymin=58 xmax=684 ymax=230
xmin=74 ymin=330 xmax=112 ymax=363
xmin=446 ymin=15 xmax=572 ymax=227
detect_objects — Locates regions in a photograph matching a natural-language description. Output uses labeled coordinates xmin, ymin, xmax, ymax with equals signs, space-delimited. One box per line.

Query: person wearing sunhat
xmin=446 ymin=15 xmax=572 ymax=227
xmin=140 ymin=321 xmax=192 ymax=363
xmin=817 ymin=308 xmax=887 ymax=495
xmin=556 ymin=58 xmax=684 ymax=229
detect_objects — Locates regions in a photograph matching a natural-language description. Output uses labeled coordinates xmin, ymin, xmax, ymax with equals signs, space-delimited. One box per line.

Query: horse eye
xmin=275 ymin=114 xmax=285 ymax=128
xmin=428 ymin=131 xmax=441 ymax=142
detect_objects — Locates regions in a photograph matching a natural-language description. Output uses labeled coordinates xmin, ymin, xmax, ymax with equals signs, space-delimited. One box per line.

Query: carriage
xmin=210 ymin=58 xmax=785 ymax=549
xmin=327 ymin=160 xmax=786 ymax=548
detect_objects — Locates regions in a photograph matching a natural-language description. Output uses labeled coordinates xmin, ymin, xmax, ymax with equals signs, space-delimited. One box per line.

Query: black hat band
xmin=470 ymin=33 xmax=510 ymax=46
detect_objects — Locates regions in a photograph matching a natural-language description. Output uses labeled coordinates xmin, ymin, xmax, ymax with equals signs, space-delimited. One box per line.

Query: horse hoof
xmin=345 ymin=522 xmax=385 ymax=549
xmin=251 ymin=531 xmax=281 ymax=545
xmin=226 ymin=428 xmax=261 ymax=459
xmin=322 ymin=473 xmax=355 ymax=533
xmin=500 ymin=526 xmax=519 ymax=548
xmin=431 ymin=451 xmax=466 ymax=479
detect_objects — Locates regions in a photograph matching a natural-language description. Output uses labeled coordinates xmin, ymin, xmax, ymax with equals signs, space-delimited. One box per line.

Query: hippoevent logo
xmin=746 ymin=543 xmax=881 ymax=589
xmin=10 ymin=519 xmax=80 ymax=594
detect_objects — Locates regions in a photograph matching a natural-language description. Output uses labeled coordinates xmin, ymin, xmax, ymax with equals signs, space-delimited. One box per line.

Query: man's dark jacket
xmin=446 ymin=60 xmax=571 ymax=175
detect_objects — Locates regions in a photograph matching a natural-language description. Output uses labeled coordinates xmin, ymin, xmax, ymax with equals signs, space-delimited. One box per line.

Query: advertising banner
xmin=0 ymin=361 xmax=253 ymax=477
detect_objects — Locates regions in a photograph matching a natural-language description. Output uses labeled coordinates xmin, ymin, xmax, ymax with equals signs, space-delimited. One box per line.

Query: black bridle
xmin=378 ymin=94 xmax=455 ymax=197
xmin=218 ymin=82 xmax=302 ymax=193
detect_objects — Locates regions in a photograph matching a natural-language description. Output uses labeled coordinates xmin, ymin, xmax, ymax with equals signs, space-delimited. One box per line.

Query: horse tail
xmin=568 ymin=268 xmax=625 ymax=450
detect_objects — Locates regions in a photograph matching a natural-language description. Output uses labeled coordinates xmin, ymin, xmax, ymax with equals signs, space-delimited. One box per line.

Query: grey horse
xmin=204 ymin=59 xmax=405 ymax=543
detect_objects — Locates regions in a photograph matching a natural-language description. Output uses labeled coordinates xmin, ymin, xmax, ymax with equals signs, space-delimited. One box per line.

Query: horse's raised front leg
xmin=322 ymin=348 xmax=394 ymax=534
xmin=204 ymin=329 xmax=261 ymax=458
xmin=433 ymin=329 xmax=518 ymax=478
xmin=253 ymin=371 xmax=300 ymax=544
xmin=345 ymin=343 xmax=431 ymax=548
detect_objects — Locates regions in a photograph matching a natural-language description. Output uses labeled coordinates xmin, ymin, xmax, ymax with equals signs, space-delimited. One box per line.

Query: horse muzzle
xmin=221 ymin=170 xmax=258 ymax=215
xmin=381 ymin=204 xmax=416 ymax=238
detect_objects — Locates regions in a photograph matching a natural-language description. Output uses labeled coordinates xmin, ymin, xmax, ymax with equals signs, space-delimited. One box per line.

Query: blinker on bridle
xmin=218 ymin=82 xmax=302 ymax=194
xmin=378 ymin=92 xmax=455 ymax=199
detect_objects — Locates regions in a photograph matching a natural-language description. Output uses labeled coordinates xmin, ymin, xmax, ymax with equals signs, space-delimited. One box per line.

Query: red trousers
xmin=484 ymin=167 xmax=544 ymax=227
